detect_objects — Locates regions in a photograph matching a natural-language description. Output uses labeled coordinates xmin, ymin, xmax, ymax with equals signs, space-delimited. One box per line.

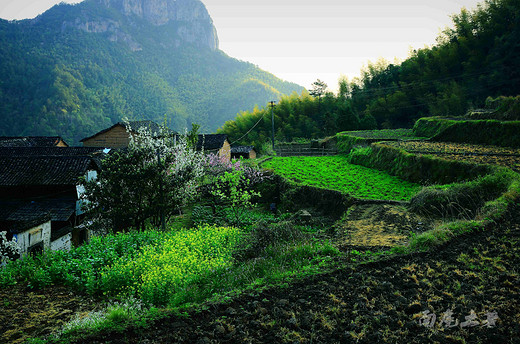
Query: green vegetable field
xmin=263 ymin=156 xmax=421 ymax=201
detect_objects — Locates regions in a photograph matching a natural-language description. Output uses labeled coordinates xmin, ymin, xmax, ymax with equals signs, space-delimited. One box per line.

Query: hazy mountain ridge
xmin=0 ymin=0 xmax=302 ymax=143
xmin=69 ymin=0 xmax=219 ymax=51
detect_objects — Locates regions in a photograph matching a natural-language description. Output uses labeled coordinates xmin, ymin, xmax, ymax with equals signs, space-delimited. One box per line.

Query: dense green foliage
xmin=466 ymin=95 xmax=520 ymax=120
xmin=220 ymin=0 xmax=520 ymax=144
xmin=409 ymin=168 xmax=517 ymax=218
xmin=0 ymin=225 xmax=241 ymax=305
xmin=218 ymin=91 xmax=377 ymax=150
xmin=412 ymin=118 xmax=456 ymax=139
xmin=430 ymin=119 xmax=520 ymax=148
xmin=263 ymin=156 xmax=421 ymax=201
xmin=348 ymin=0 xmax=520 ymax=126
xmin=0 ymin=229 xmax=161 ymax=290
xmin=407 ymin=169 xmax=520 ymax=251
xmin=0 ymin=1 xmax=302 ymax=143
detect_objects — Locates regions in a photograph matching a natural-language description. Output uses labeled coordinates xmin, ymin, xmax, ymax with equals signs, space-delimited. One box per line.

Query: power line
xmin=363 ymin=76 xmax=520 ymax=113
xmin=348 ymin=67 xmax=507 ymax=96
xmin=229 ymin=110 xmax=269 ymax=145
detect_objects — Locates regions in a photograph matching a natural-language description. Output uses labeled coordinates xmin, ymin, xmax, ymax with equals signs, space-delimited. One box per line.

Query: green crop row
xmin=263 ymin=156 xmax=421 ymax=201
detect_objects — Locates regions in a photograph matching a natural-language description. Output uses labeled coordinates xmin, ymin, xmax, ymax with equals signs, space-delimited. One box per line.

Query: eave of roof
xmin=0 ymin=136 xmax=69 ymax=147
xmin=196 ymin=134 xmax=229 ymax=151
xmin=0 ymin=147 xmax=104 ymax=157
xmin=231 ymin=146 xmax=255 ymax=154
xmin=80 ymin=123 xmax=125 ymax=142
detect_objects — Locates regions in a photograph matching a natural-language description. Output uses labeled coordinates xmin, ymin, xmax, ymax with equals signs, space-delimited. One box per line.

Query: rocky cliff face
xmin=71 ymin=0 xmax=219 ymax=51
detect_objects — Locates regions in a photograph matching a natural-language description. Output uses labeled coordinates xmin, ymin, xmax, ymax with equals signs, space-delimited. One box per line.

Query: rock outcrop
xmin=69 ymin=0 xmax=218 ymax=51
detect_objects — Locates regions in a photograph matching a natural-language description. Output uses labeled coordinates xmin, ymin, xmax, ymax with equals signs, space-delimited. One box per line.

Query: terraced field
xmin=338 ymin=129 xmax=426 ymax=140
xmin=387 ymin=141 xmax=520 ymax=171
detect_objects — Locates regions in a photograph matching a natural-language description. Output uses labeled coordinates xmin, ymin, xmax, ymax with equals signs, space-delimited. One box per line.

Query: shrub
xmin=233 ymin=220 xmax=308 ymax=262
xmin=82 ymin=125 xmax=205 ymax=233
xmin=408 ymin=229 xmax=453 ymax=251
xmin=0 ymin=231 xmax=20 ymax=266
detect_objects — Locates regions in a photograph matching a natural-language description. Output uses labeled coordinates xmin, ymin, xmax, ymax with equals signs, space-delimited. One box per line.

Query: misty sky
xmin=0 ymin=0 xmax=483 ymax=91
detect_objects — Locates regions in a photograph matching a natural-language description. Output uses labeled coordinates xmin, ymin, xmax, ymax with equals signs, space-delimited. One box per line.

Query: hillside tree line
xmin=219 ymin=0 xmax=520 ymax=148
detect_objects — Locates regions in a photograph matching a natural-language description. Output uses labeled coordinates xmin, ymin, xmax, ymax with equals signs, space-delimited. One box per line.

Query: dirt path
xmin=65 ymin=212 xmax=520 ymax=343
xmin=336 ymin=204 xmax=435 ymax=249
xmin=0 ymin=286 xmax=102 ymax=344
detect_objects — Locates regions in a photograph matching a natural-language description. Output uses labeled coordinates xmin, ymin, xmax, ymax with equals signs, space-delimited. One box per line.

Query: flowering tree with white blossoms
xmin=82 ymin=123 xmax=205 ymax=233
xmin=0 ymin=231 xmax=20 ymax=266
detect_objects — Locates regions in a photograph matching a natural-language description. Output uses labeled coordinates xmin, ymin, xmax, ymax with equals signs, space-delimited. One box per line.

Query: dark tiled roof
xmin=0 ymin=147 xmax=104 ymax=157
xmin=0 ymin=136 xmax=68 ymax=147
xmin=80 ymin=121 xmax=177 ymax=142
xmin=231 ymin=146 xmax=255 ymax=154
xmin=0 ymin=198 xmax=75 ymax=233
xmin=51 ymin=225 xmax=73 ymax=241
xmin=0 ymin=156 xmax=97 ymax=186
xmin=0 ymin=198 xmax=75 ymax=222
xmin=196 ymin=134 xmax=228 ymax=151
xmin=0 ymin=213 xmax=51 ymax=233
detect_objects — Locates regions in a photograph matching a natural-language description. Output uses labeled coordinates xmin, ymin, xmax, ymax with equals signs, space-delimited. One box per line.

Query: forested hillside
xmin=0 ymin=0 xmax=302 ymax=143
xmin=219 ymin=0 xmax=520 ymax=146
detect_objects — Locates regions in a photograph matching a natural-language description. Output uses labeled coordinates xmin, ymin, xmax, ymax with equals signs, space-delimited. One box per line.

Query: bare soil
xmin=0 ymin=285 xmax=102 ymax=344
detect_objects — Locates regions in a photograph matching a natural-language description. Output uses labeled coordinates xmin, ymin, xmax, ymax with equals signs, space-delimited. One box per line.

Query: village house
xmin=0 ymin=136 xmax=69 ymax=147
xmin=197 ymin=134 xmax=231 ymax=162
xmin=80 ymin=120 xmax=176 ymax=148
xmin=80 ymin=120 xmax=231 ymax=161
xmin=231 ymin=146 xmax=257 ymax=160
xmin=0 ymin=211 xmax=51 ymax=256
xmin=0 ymin=147 xmax=105 ymax=255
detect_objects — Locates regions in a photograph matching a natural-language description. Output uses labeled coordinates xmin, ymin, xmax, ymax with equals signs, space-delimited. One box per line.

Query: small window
xmin=27 ymin=242 xmax=44 ymax=256
xmin=87 ymin=170 xmax=98 ymax=182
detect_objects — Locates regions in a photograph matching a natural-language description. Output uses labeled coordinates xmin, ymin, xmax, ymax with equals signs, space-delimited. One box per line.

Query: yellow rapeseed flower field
xmin=100 ymin=225 xmax=241 ymax=305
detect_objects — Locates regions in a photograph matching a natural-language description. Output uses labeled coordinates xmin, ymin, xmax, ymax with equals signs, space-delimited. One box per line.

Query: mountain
xmin=0 ymin=0 xmax=303 ymax=143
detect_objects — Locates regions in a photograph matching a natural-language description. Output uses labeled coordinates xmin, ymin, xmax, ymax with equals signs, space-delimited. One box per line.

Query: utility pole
xmin=269 ymin=101 xmax=276 ymax=151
